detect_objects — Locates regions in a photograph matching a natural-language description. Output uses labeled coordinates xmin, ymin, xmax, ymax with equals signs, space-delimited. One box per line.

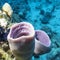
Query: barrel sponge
xmin=2 ymin=3 xmax=13 ymax=17
xmin=7 ymin=22 xmax=35 ymax=60
xmin=34 ymin=30 xmax=51 ymax=55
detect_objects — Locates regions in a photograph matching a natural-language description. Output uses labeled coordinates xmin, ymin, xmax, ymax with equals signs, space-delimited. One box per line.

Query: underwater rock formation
xmin=7 ymin=22 xmax=35 ymax=60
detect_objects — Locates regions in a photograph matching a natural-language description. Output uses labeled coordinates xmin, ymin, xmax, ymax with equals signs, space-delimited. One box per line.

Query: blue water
xmin=32 ymin=54 xmax=47 ymax=60
xmin=0 ymin=0 xmax=60 ymax=60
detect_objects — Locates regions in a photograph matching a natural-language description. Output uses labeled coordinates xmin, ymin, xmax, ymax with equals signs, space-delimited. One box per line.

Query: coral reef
xmin=0 ymin=0 xmax=60 ymax=60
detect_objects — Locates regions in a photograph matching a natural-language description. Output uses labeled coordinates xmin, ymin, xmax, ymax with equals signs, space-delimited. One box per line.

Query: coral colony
xmin=0 ymin=3 xmax=13 ymax=28
xmin=0 ymin=3 xmax=51 ymax=60
xmin=0 ymin=3 xmax=13 ymax=41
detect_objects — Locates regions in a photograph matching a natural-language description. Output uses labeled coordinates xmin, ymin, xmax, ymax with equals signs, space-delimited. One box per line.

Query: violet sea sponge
xmin=7 ymin=22 xmax=35 ymax=60
xmin=34 ymin=30 xmax=51 ymax=57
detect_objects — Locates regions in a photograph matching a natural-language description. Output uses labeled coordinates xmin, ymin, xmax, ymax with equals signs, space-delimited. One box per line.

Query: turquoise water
xmin=32 ymin=54 xmax=47 ymax=60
